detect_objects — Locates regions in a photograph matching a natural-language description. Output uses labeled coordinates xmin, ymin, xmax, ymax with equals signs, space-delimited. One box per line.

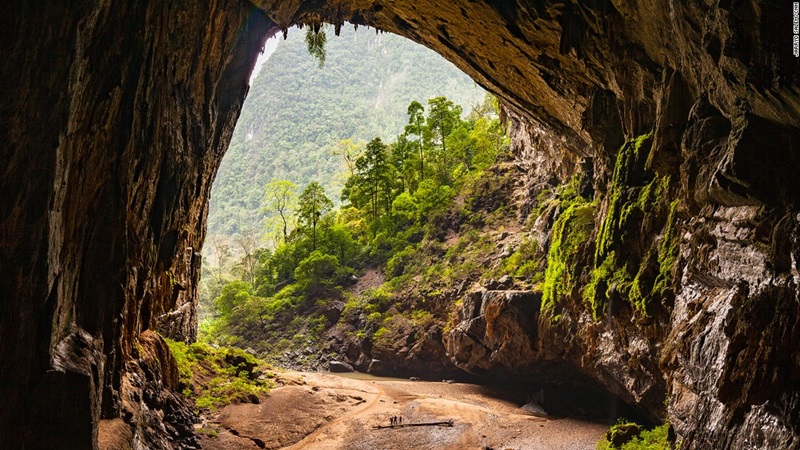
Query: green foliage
xmin=305 ymin=25 xmax=327 ymax=68
xmin=165 ymin=339 xmax=272 ymax=412
xmin=165 ymin=338 xmax=196 ymax=389
xmin=201 ymin=94 xmax=509 ymax=363
xmin=294 ymin=251 xmax=345 ymax=294
xmin=213 ymin=280 xmax=253 ymax=320
xmin=208 ymin=26 xmax=484 ymax=237
xmin=385 ymin=244 xmax=417 ymax=278
xmin=391 ymin=192 xmax=418 ymax=226
xmin=345 ymin=137 xmax=393 ymax=229
xmin=596 ymin=421 xmax=675 ymax=450
xmin=297 ymin=181 xmax=333 ymax=250
xmin=501 ymin=237 xmax=542 ymax=280
xmin=262 ymin=179 xmax=297 ymax=244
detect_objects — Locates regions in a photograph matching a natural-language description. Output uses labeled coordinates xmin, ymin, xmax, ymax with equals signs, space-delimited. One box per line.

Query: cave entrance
xmin=194 ymin=18 xmax=646 ymax=445
xmin=199 ymin=22 xmax=489 ymax=369
xmin=1 ymin=1 xmax=675 ymax=448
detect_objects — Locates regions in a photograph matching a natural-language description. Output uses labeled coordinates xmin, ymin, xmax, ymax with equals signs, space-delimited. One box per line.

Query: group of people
xmin=389 ymin=415 xmax=404 ymax=426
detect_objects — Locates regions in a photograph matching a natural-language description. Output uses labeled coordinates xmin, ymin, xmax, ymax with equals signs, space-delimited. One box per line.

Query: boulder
xmin=521 ymin=401 xmax=548 ymax=416
xmin=328 ymin=361 xmax=354 ymax=373
xmin=367 ymin=359 xmax=385 ymax=374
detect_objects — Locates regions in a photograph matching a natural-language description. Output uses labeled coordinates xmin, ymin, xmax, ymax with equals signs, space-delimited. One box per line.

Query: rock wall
xmin=0 ymin=1 xmax=272 ymax=448
xmin=1 ymin=0 xmax=799 ymax=448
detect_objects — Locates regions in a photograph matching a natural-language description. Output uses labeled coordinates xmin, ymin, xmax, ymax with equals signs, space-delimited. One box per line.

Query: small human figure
xmin=399 ymin=416 xmax=403 ymax=425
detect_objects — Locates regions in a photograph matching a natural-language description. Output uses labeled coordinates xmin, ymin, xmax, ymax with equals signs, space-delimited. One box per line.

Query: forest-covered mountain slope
xmin=208 ymin=27 xmax=484 ymax=237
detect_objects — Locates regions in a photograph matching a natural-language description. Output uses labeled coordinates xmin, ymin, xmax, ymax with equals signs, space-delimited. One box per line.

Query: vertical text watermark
xmin=794 ymin=2 xmax=799 ymax=56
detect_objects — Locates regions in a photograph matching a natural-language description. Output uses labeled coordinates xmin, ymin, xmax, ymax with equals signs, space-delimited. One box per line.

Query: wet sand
xmin=198 ymin=371 xmax=607 ymax=450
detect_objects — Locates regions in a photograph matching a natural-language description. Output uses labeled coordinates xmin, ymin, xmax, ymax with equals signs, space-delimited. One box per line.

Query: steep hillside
xmin=208 ymin=27 xmax=484 ymax=236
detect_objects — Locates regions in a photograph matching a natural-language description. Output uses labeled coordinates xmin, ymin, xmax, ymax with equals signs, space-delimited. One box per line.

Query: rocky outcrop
xmin=1 ymin=0 xmax=799 ymax=449
xmin=447 ymin=290 xmax=541 ymax=374
xmin=99 ymin=331 xmax=199 ymax=450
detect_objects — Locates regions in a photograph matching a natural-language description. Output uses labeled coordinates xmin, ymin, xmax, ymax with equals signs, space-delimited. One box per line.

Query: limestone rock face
xmin=1 ymin=1 xmax=272 ymax=448
xmin=1 ymin=0 xmax=799 ymax=449
xmin=101 ymin=330 xmax=198 ymax=450
xmin=447 ymin=290 xmax=541 ymax=374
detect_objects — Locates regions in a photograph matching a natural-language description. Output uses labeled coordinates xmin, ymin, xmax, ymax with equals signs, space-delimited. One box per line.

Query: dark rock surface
xmin=329 ymin=361 xmax=355 ymax=373
xmin=0 ymin=1 xmax=272 ymax=448
xmin=104 ymin=330 xmax=200 ymax=449
xmin=447 ymin=290 xmax=541 ymax=374
xmin=1 ymin=1 xmax=799 ymax=449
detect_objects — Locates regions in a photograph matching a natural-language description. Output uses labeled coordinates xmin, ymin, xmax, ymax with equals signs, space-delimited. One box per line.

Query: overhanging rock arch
xmin=1 ymin=1 xmax=798 ymax=449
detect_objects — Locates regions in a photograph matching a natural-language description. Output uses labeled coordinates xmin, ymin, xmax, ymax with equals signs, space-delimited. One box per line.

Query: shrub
xmin=164 ymin=338 xmax=272 ymax=412
xmin=294 ymin=251 xmax=341 ymax=293
xmin=596 ymin=421 xmax=675 ymax=450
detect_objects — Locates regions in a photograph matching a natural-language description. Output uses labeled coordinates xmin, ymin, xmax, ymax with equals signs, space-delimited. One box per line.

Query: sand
xmin=197 ymin=371 xmax=607 ymax=450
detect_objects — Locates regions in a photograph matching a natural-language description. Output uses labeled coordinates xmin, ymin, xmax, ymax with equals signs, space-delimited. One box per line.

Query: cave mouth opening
xmin=201 ymin=18 xmax=649 ymax=433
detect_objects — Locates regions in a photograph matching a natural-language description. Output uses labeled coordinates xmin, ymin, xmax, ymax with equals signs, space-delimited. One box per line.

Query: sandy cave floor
xmin=196 ymin=371 xmax=607 ymax=450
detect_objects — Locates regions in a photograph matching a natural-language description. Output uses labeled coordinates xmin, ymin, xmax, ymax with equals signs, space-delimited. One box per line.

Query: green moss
xmin=654 ymin=200 xmax=680 ymax=296
xmin=541 ymin=201 xmax=595 ymax=315
xmin=588 ymin=133 xmax=681 ymax=317
xmin=595 ymin=133 xmax=653 ymax=262
xmin=372 ymin=326 xmax=390 ymax=348
xmin=583 ymin=252 xmax=632 ymax=319
xmin=196 ymin=426 xmax=220 ymax=438
xmin=165 ymin=338 xmax=197 ymax=387
xmin=194 ymin=374 xmax=270 ymax=409
xmin=500 ymin=237 xmax=542 ymax=280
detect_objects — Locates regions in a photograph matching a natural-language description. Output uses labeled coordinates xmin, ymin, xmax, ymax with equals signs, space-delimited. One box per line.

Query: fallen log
xmin=373 ymin=420 xmax=454 ymax=430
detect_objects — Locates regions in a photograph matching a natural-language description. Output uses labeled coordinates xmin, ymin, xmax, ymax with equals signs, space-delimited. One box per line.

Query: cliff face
xmin=0 ymin=1 xmax=271 ymax=448
xmin=1 ymin=0 xmax=798 ymax=449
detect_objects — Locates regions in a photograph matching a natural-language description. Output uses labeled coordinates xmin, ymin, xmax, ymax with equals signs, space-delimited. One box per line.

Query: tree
xmin=390 ymin=134 xmax=414 ymax=192
xmin=405 ymin=101 xmax=426 ymax=180
xmin=207 ymin=234 xmax=232 ymax=285
xmin=333 ymin=139 xmax=364 ymax=178
xmin=328 ymin=222 xmax=357 ymax=265
xmin=355 ymin=138 xmax=393 ymax=226
xmin=233 ymin=229 xmax=260 ymax=286
xmin=427 ymin=96 xmax=463 ymax=185
xmin=427 ymin=97 xmax=461 ymax=155
xmin=297 ymin=181 xmax=333 ymax=250
xmin=447 ymin=122 xmax=475 ymax=174
xmin=294 ymin=251 xmax=340 ymax=295
xmin=213 ymin=280 xmax=253 ymax=320
xmin=262 ymin=179 xmax=297 ymax=243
